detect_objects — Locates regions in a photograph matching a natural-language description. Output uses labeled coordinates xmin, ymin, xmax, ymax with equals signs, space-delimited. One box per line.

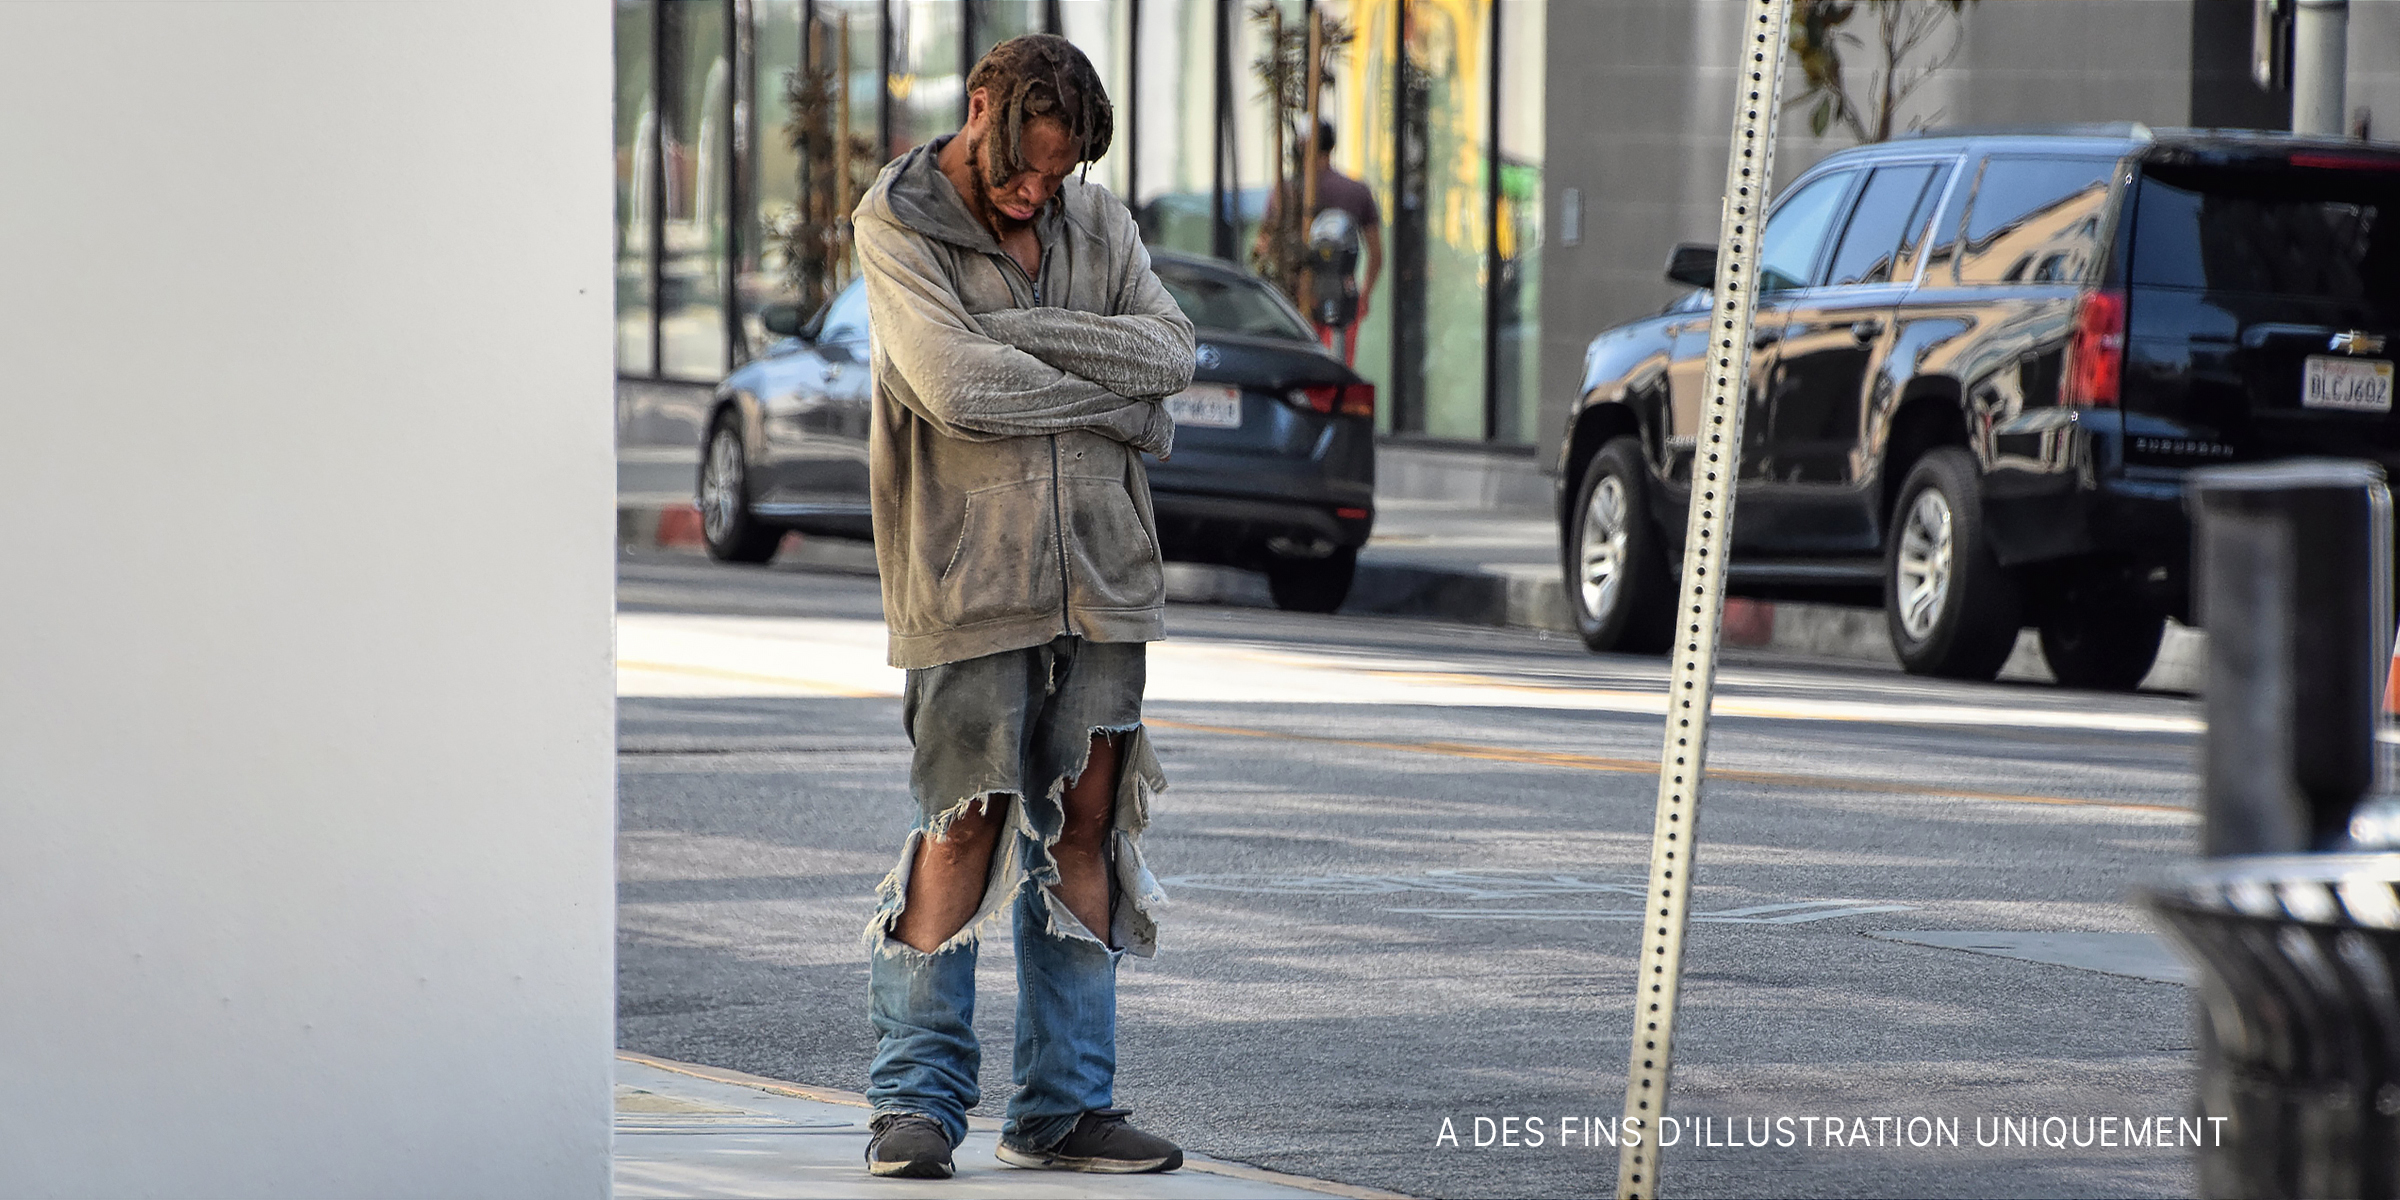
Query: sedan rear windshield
xmin=2131 ymin=162 xmax=2400 ymax=315
xmin=1153 ymin=262 xmax=1315 ymax=341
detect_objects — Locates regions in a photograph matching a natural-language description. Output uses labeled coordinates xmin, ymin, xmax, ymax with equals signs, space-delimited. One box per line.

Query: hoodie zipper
xmin=997 ymin=242 xmax=1069 ymax=633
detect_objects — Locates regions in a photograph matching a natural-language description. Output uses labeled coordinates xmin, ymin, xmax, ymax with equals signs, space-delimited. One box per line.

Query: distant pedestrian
xmin=848 ymin=33 xmax=1196 ymax=1181
xmin=1254 ymin=120 xmax=1383 ymax=366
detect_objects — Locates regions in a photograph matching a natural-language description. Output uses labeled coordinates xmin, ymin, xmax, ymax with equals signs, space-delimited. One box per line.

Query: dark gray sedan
xmin=698 ymin=250 xmax=1375 ymax=611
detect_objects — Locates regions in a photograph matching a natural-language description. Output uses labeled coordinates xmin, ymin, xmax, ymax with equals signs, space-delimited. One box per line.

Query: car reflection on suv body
xmin=1558 ymin=125 xmax=2400 ymax=688
xmin=699 ymin=250 xmax=1375 ymax=612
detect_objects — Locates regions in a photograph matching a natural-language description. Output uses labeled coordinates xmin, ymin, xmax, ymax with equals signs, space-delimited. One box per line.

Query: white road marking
xmin=1163 ymin=872 xmax=1915 ymax=927
xmin=618 ymin=612 xmax=2202 ymax=735
xmin=1869 ymin=930 xmax=2193 ymax=985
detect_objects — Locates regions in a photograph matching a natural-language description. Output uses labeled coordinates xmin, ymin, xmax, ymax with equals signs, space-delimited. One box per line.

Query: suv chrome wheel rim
xmin=1895 ymin=488 xmax=1955 ymax=641
xmin=701 ymin=427 xmax=743 ymax=543
xmin=1579 ymin=475 xmax=1630 ymax=620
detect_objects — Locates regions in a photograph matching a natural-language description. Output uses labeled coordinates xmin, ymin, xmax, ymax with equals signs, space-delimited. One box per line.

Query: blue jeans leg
xmin=865 ymin=933 xmax=979 ymax=1148
xmin=1003 ymin=860 xmax=1120 ymax=1151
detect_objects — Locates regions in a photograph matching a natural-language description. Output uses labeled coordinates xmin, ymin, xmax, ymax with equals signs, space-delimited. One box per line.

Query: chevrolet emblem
xmin=2332 ymin=330 xmax=2388 ymax=356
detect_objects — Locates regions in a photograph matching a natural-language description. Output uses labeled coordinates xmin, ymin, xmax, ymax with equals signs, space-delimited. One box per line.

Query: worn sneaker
xmin=996 ymin=1108 xmax=1184 ymax=1174
xmin=865 ymin=1112 xmax=955 ymax=1178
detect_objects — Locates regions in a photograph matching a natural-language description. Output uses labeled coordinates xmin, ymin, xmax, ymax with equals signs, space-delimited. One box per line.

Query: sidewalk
xmin=616 ymin=442 xmax=2203 ymax=693
xmin=613 ymin=1053 xmax=1408 ymax=1200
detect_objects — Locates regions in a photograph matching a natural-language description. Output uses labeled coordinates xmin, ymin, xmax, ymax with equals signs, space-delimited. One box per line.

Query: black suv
xmin=1557 ymin=126 xmax=2400 ymax=687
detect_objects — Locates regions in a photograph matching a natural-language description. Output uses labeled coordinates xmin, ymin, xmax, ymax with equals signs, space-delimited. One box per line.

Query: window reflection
xmin=1825 ymin=165 xmax=1935 ymax=288
xmin=892 ymin=2 xmax=965 ymax=159
xmin=660 ymin=0 xmax=732 ymax=381
xmin=1131 ymin=0 xmax=1225 ymax=258
xmin=617 ymin=0 xmax=656 ymax=375
xmin=1492 ymin=0 xmax=1544 ymax=444
xmin=1954 ymin=157 xmax=2114 ymax=287
xmin=1759 ymin=171 xmax=1854 ymax=293
xmin=1390 ymin=0 xmax=1490 ymax=439
xmin=617 ymin=0 xmax=1558 ymax=448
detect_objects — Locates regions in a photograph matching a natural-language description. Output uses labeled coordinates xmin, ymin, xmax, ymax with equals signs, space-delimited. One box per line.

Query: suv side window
xmin=1825 ymin=164 xmax=1940 ymax=286
xmin=1955 ymin=156 xmax=2116 ymax=286
xmin=1759 ymin=171 xmax=1857 ymax=292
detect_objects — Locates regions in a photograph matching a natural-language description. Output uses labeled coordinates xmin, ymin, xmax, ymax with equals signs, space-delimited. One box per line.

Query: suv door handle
xmin=1750 ymin=328 xmax=1783 ymax=349
xmin=1849 ymin=320 xmax=1884 ymax=342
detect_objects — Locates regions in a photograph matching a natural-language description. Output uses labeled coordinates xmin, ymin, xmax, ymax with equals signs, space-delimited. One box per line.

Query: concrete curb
xmin=617 ymin=499 xmax=2204 ymax=694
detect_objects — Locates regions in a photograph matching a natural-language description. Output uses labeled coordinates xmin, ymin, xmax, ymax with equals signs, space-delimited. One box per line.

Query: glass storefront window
xmin=1492 ymin=0 xmax=1543 ymax=444
xmin=892 ymin=2 xmax=965 ymax=159
xmin=1132 ymin=0 xmax=1223 ymax=258
xmin=744 ymin=0 xmax=803 ymax=358
xmin=1055 ymin=0 xmax=1131 ymax=199
xmin=659 ymin=0 xmax=733 ymax=381
xmin=1390 ymin=0 xmax=1491 ymax=440
xmin=1342 ymin=0 xmax=1399 ymax=427
xmin=615 ymin=0 xmax=1552 ymax=444
xmin=972 ymin=1 xmax=1045 ymax=57
xmin=617 ymin=0 xmax=656 ymax=376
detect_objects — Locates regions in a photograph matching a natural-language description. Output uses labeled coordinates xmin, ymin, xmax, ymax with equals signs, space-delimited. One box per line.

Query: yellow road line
xmin=616 ymin=658 xmax=2190 ymax=817
xmin=1143 ymin=718 xmax=2194 ymax=818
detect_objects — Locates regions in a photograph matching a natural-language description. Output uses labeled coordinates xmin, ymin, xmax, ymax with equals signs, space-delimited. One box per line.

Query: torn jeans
xmin=864 ymin=635 xmax=1166 ymax=1152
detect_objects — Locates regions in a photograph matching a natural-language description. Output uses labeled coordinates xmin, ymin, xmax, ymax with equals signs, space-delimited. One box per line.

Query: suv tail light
xmin=1287 ymin=383 xmax=1377 ymax=418
xmin=2064 ymin=289 xmax=2126 ymax=407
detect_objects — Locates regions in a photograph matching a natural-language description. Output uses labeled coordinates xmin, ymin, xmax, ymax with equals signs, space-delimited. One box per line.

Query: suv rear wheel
xmin=2038 ymin=604 xmax=2165 ymax=691
xmin=1266 ymin=546 xmax=1357 ymax=613
xmin=1884 ymin=448 xmax=2022 ymax=680
xmin=1565 ymin=437 xmax=1673 ymax=655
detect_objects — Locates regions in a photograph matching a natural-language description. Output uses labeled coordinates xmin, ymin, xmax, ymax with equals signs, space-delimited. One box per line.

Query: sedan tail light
xmin=2064 ymin=289 xmax=2126 ymax=407
xmin=1286 ymin=383 xmax=1376 ymax=418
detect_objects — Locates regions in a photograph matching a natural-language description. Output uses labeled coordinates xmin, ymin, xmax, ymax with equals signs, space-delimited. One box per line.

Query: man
xmin=848 ymin=34 xmax=1196 ymax=1181
xmin=1254 ymin=120 xmax=1383 ymax=365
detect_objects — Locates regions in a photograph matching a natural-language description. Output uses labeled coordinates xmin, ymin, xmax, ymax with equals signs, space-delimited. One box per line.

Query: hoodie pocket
xmin=1059 ymin=475 xmax=1165 ymax=612
xmin=934 ymin=478 xmax=1063 ymax=628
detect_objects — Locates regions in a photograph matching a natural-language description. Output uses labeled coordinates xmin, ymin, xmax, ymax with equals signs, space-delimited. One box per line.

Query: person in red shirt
xmin=1254 ymin=121 xmax=1382 ymax=365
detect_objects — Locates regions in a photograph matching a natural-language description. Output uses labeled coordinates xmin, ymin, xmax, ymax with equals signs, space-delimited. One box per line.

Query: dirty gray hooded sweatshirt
xmin=855 ymin=138 xmax=1196 ymax=669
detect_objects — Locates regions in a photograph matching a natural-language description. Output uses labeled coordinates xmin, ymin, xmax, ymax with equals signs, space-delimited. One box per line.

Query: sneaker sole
xmin=995 ymin=1142 xmax=1183 ymax=1174
xmin=868 ymin=1157 xmax=955 ymax=1179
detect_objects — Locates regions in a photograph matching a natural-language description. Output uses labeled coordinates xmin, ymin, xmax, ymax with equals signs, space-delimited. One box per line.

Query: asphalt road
xmin=615 ymin=548 xmax=2206 ymax=1200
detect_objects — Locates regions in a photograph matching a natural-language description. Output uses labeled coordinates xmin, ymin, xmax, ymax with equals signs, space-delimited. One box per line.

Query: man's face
xmin=963 ymin=94 xmax=1078 ymax=235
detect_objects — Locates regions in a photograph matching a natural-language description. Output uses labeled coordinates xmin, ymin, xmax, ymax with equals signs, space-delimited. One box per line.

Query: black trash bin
xmin=2144 ymin=854 xmax=2400 ymax=1200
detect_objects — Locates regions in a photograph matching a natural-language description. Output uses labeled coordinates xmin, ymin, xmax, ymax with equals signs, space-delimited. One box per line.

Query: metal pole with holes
xmin=1615 ymin=2 xmax=1791 ymax=1196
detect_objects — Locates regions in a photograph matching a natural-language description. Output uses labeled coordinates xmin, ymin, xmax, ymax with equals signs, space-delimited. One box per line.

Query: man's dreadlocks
xmin=965 ymin=34 xmax=1113 ymax=190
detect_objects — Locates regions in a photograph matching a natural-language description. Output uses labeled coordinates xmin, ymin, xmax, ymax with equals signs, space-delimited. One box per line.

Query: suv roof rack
xmin=1892 ymin=121 xmax=2155 ymax=142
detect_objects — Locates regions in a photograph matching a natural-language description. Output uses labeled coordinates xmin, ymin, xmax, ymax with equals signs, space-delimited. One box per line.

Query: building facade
xmin=617 ymin=0 xmax=2399 ymax=474
xmin=615 ymin=0 xmax=1548 ymax=472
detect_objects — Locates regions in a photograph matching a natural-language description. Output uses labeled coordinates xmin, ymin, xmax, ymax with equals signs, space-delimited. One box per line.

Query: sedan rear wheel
xmin=1266 ymin=546 xmax=1357 ymax=613
xmin=700 ymin=418 xmax=782 ymax=564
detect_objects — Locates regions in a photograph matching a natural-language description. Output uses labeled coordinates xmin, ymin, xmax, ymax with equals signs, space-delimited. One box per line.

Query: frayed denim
xmin=863 ymin=636 xmax=1166 ymax=1151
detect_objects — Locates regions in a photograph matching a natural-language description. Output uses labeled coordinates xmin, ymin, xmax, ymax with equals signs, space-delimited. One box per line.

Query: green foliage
xmin=1247 ymin=4 xmax=1352 ymax=298
xmin=776 ymin=24 xmax=881 ymax=319
xmin=1788 ymin=0 xmax=1974 ymax=144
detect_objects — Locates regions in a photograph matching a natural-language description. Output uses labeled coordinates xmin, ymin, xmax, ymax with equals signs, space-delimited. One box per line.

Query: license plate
xmin=2303 ymin=355 xmax=2395 ymax=413
xmin=1165 ymin=383 xmax=1243 ymax=428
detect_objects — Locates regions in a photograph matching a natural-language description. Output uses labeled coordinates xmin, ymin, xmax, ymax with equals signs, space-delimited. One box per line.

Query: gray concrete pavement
xmin=615 ymin=1053 xmax=1394 ymax=1199
xmin=617 ymin=552 xmax=2209 ymax=1199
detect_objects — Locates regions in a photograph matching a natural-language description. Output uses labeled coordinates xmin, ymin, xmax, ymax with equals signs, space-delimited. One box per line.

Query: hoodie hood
xmin=862 ymin=135 xmax=1072 ymax=256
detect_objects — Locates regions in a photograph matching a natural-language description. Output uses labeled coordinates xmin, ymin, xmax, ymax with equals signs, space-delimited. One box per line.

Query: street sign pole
xmin=1615 ymin=2 xmax=1792 ymax=1196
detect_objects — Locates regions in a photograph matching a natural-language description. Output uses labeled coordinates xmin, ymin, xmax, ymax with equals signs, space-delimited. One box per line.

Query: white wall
xmin=0 ymin=4 xmax=615 ymax=1197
